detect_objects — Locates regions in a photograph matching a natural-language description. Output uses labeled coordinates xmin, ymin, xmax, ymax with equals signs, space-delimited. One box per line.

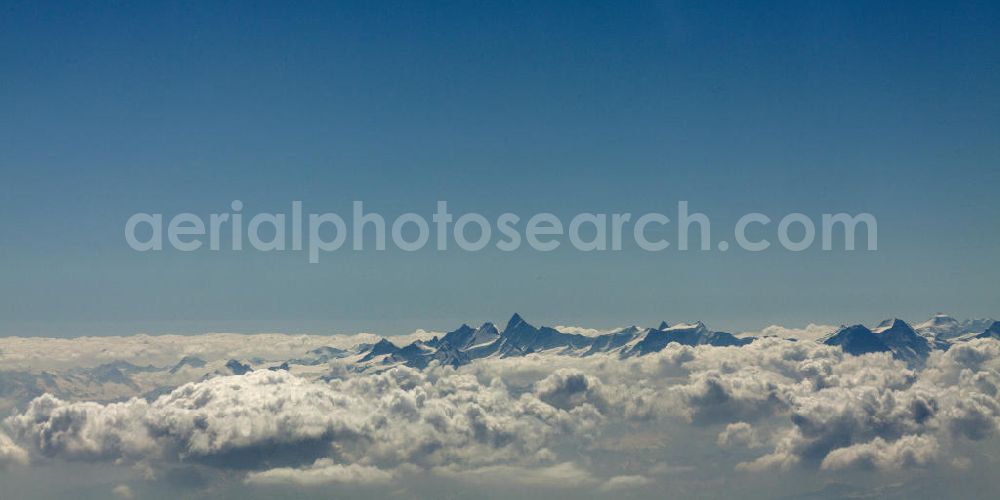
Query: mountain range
xmin=914 ymin=314 xmax=996 ymax=339
xmin=350 ymin=313 xmax=752 ymax=370
xmin=353 ymin=313 xmax=997 ymax=371
xmin=1 ymin=314 xmax=997 ymax=414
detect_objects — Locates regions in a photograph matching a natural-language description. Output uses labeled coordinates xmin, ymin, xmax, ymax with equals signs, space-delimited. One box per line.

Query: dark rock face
xmin=225 ymin=359 xmax=252 ymax=375
xmin=975 ymin=321 xmax=1000 ymax=340
xmin=872 ymin=318 xmax=932 ymax=364
xmin=823 ymin=325 xmax=891 ymax=356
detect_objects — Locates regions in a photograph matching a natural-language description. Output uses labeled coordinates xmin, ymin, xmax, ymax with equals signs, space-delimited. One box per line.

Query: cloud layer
xmin=1 ymin=336 xmax=999 ymax=495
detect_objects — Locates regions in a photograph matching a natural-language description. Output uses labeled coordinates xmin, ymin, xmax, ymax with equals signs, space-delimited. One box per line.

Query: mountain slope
xmin=822 ymin=325 xmax=892 ymax=356
xmin=977 ymin=321 xmax=1000 ymax=340
xmin=871 ymin=318 xmax=932 ymax=365
xmin=916 ymin=314 xmax=996 ymax=340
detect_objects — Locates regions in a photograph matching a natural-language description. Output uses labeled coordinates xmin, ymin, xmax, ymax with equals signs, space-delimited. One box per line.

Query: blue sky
xmin=1 ymin=1 xmax=998 ymax=336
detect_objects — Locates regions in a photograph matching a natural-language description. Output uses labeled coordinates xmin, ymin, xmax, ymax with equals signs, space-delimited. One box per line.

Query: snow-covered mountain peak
xmin=915 ymin=314 xmax=996 ymax=340
xmin=873 ymin=318 xmax=912 ymax=334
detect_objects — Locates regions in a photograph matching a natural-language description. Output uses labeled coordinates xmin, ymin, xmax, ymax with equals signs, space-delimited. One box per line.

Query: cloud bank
xmin=1 ymin=334 xmax=999 ymax=497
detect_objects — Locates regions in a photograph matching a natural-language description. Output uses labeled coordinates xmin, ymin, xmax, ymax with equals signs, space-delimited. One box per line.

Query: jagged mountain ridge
xmin=817 ymin=316 xmax=995 ymax=366
xmin=355 ymin=313 xmax=751 ymax=370
xmin=359 ymin=314 xmax=996 ymax=371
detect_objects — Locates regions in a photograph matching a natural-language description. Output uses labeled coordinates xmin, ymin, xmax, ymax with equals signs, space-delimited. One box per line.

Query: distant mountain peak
xmin=505 ymin=313 xmax=530 ymax=332
xmin=917 ymin=314 xmax=959 ymax=330
xmin=822 ymin=325 xmax=891 ymax=356
xmin=658 ymin=321 xmax=669 ymax=331
xmin=874 ymin=318 xmax=913 ymax=333
xmin=667 ymin=321 xmax=707 ymax=332
xmin=225 ymin=359 xmax=252 ymax=375
xmin=916 ymin=314 xmax=995 ymax=340
xmin=169 ymin=355 xmax=207 ymax=374
xmin=371 ymin=338 xmax=398 ymax=350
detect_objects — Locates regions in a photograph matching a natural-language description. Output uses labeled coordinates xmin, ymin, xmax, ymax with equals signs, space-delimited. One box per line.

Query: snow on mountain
xmin=584 ymin=326 xmax=646 ymax=355
xmin=287 ymin=346 xmax=350 ymax=366
xmin=916 ymin=313 xmax=961 ymax=337
xmin=740 ymin=323 xmax=837 ymax=341
xmin=952 ymin=320 xmax=1000 ymax=342
xmin=627 ymin=322 xmax=750 ymax=356
xmin=429 ymin=322 xmax=501 ymax=351
xmin=467 ymin=322 xmax=502 ymax=348
xmin=1 ymin=313 xmax=996 ymax=416
xmin=349 ymin=314 xmax=753 ymax=371
xmin=870 ymin=318 xmax=932 ymax=365
xmin=359 ymin=339 xmax=401 ymax=363
xmin=915 ymin=314 xmax=996 ymax=340
xmin=553 ymin=325 xmax=622 ymax=337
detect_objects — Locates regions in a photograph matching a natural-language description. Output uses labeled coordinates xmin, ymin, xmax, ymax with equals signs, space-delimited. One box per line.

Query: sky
xmin=1 ymin=0 xmax=999 ymax=337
